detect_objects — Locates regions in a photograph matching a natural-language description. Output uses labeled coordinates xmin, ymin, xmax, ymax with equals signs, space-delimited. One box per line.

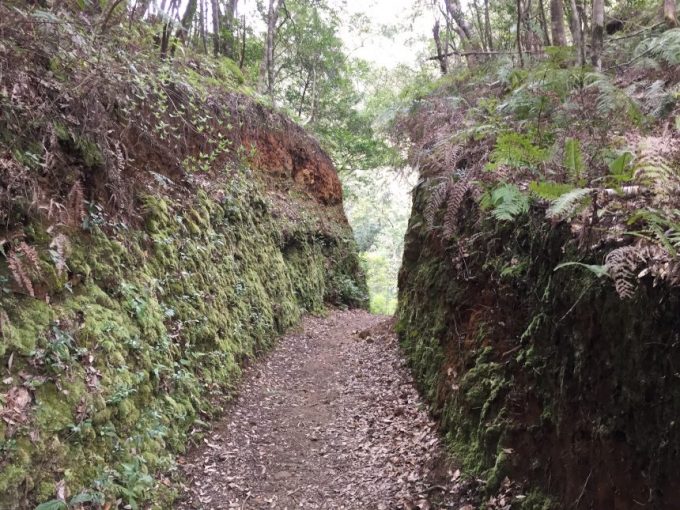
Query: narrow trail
xmin=178 ymin=310 xmax=477 ymax=509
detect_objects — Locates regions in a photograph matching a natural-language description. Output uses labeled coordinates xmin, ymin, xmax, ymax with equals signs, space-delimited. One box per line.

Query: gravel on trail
xmin=177 ymin=310 xmax=481 ymax=509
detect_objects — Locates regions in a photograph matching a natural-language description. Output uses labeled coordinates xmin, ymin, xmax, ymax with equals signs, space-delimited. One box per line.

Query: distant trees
xmin=429 ymin=0 xmax=680 ymax=70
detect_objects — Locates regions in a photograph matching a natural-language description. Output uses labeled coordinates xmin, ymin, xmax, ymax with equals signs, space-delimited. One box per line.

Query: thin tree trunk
xmin=433 ymin=20 xmax=449 ymax=74
xmin=538 ymin=0 xmax=552 ymax=46
xmin=211 ymin=0 xmax=220 ymax=57
xmin=444 ymin=0 xmax=477 ymax=42
xmin=224 ymin=0 xmax=238 ymax=59
xmin=200 ymin=0 xmax=208 ymax=53
xmin=550 ymin=0 xmax=567 ymax=45
xmin=591 ymin=0 xmax=604 ymax=69
xmin=484 ymin=0 xmax=494 ymax=50
xmin=175 ymin=0 xmax=197 ymax=45
xmin=472 ymin=0 xmax=488 ymax=50
xmin=517 ymin=0 xmax=524 ymax=66
xmin=258 ymin=0 xmax=281 ymax=105
xmin=664 ymin=0 xmax=678 ymax=27
xmin=239 ymin=14 xmax=247 ymax=69
xmin=568 ymin=0 xmax=584 ymax=64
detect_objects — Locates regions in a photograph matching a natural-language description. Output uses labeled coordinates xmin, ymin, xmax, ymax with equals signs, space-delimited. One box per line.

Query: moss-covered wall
xmin=396 ymin=182 xmax=680 ymax=509
xmin=0 ymin=170 xmax=366 ymax=508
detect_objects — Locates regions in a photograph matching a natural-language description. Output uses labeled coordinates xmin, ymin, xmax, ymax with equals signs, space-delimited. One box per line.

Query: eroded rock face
xmin=237 ymin=102 xmax=343 ymax=206
xmin=396 ymin=182 xmax=680 ymax=509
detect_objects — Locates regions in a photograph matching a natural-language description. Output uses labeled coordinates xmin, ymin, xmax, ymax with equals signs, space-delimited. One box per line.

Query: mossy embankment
xmin=0 ymin=6 xmax=366 ymax=508
xmin=397 ymin=183 xmax=680 ymax=509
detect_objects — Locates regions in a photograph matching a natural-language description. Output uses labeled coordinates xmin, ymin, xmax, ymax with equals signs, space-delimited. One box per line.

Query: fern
xmin=424 ymin=176 xmax=475 ymax=236
xmin=487 ymin=132 xmax=548 ymax=171
xmin=585 ymin=73 xmax=639 ymax=118
xmin=632 ymin=137 xmax=678 ymax=198
xmin=546 ymin=188 xmax=592 ymax=220
xmin=563 ymin=138 xmax=584 ymax=180
xmin=442 ymin=181 xmax=471 ymax=237
xmin=529 ymin=181 xmax=575 ymax=200
xmin=634 ymin=28 xmax=680 ymax=67
xmin=484 ymin=184 xmax=529 ymax=221
xmin=607 ymin=151 xmax=634 ymax=183
xmin=605 ymin=246 xmax=640 ymax=299
xmin=66 ymin=181 xmax=85 ymax=227
xmin=7 ymin=242 xmax=41 ymax=297
xmin=424 ymin=177 xmax=451 ymax=228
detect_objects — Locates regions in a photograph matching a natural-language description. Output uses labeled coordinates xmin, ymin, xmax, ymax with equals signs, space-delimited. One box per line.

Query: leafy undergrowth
xmin=394 ymin=25 xmax=680 ymax=510
xmin=0 ymin=5 xmax=366 ymax=509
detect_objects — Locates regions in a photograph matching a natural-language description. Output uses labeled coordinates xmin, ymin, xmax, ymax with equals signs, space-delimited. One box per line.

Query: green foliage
xmin=482 ymin=184 xmax=530 ymax=221
xmin=563 ymin=138 xmax=584 ymax=181
xmin=34 ymin=501 xmax=67 ymax=510
xmin=529 ymin=181 xmax=575 ymax=199
xmin=554 ymin=261 xmax=609 ymax=278
xmin=344 ymin=168 xmax=413 ymax=316
xmin=634 ymin=29 xmax=680 ymax=67
xmin=487 ymin=132 xmax=548 ymax=171
xmin=607 ymin=151 xmax=635 ymax=183
xmin=546 ymin=188 xmax=592 ymax=220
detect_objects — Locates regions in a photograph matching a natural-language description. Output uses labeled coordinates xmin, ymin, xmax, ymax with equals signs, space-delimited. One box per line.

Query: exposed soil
xmin=177 ymin=310 xmax=479 ymax=509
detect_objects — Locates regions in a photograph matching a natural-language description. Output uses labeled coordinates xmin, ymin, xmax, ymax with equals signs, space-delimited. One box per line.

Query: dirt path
xmin=178 ymin=310 xmax=477 ymax=509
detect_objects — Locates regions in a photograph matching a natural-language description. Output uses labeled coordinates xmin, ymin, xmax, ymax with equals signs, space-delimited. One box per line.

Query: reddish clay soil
xmin=177 ymin=310 xmax=480 ymax=509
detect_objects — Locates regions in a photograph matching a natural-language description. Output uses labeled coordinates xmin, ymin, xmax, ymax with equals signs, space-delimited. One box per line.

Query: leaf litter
xmin=177 ymin=310 xmax=483 ymax=509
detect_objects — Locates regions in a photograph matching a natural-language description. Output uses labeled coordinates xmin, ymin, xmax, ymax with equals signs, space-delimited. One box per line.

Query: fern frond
xmin=605 ymin=246 xmax=640 ymax=299
xmin=529 ymin=181 xmax=575 ymax=200
xmin=546 ymin=188 xmax=592 ymax=220
xmin=634 ymin=28 xmax=680 ymax=67
xmin=627 ymin=136 xmax=680 ymax=208
xmin=424 ymin=178 xmax=451 ymax=228
xmin=487 ymin=184 xmax=529 ymax=221
xmin=442 ymin=181 xmax=471 ymax=237
xmin=66 ymin=181 xmax=85 ymax=227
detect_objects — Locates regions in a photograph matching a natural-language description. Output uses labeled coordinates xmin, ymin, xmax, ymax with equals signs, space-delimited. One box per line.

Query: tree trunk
xmin=591 ymin=0 xmax=604 ymax=70
xmin=444 ymin=0 xmax=477 ymax=42
xmin=538 ymin=0 xmax=552 ymax=46
xmin=211 ymin=0 xmax=220 ymax=57
xmin=516 ymin=0 xmax=524 ymax=66
xmin=175 ymin=0 xmax=198 ymax=45
xmin=224 ymin=0 xmax=238 ymax=59
xmin=484 ymin=0 xmax=494 ymax=50
xmin=664 ymin=0 xmax=678 ymax=27
xmin=550 ymin=0 xmax=567 ymax=45
xmin=239 ymin=14 xmax=247 ymax=69
xmin=200 ymin=0 xmax=208 ymax=53
xmin=472 ymin=0 xmax=488 ymax=50
xmin=568 ymin=0 xmax=584 ymax=65
xmin=258 ymin=0 xmax=281 ymax=105
xmin=433 ymin=20 xmax=449 ymax=74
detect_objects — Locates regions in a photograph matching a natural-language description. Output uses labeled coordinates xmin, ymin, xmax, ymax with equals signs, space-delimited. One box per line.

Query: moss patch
xmin=0 ymin=172 xmax=365 ymax=508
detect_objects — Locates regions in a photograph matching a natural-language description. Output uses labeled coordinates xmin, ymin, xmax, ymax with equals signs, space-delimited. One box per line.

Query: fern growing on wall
xmin=481 ymin=184 xmax=530 ymax=221
xmin=424 ymin=174 xmax=476 ymax=236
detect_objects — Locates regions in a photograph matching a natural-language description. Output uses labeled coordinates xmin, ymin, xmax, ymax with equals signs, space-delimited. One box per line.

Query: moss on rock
xmin=0 ymin=171 xmax=365 ymax=508
xmin=397 ymin=181 xmax=680 ymax=508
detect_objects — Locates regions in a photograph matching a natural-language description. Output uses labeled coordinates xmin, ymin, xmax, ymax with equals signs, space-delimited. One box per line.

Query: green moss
xmin=397 ymin=182 xmax=680 ymax=508
xmin=520 ymin=490 xmax=555 ymax=509
xmin=35 ymin=383 xmax=75 ymax=433
xmin=1 ymin=172 xmax=365 ymax=508
xmin=3 ymin=299 xmax=54 ymax=355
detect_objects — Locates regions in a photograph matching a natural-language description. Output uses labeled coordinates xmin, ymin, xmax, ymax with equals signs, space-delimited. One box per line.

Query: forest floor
xmin=176 ymin=310 xmax=481 ymax=509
